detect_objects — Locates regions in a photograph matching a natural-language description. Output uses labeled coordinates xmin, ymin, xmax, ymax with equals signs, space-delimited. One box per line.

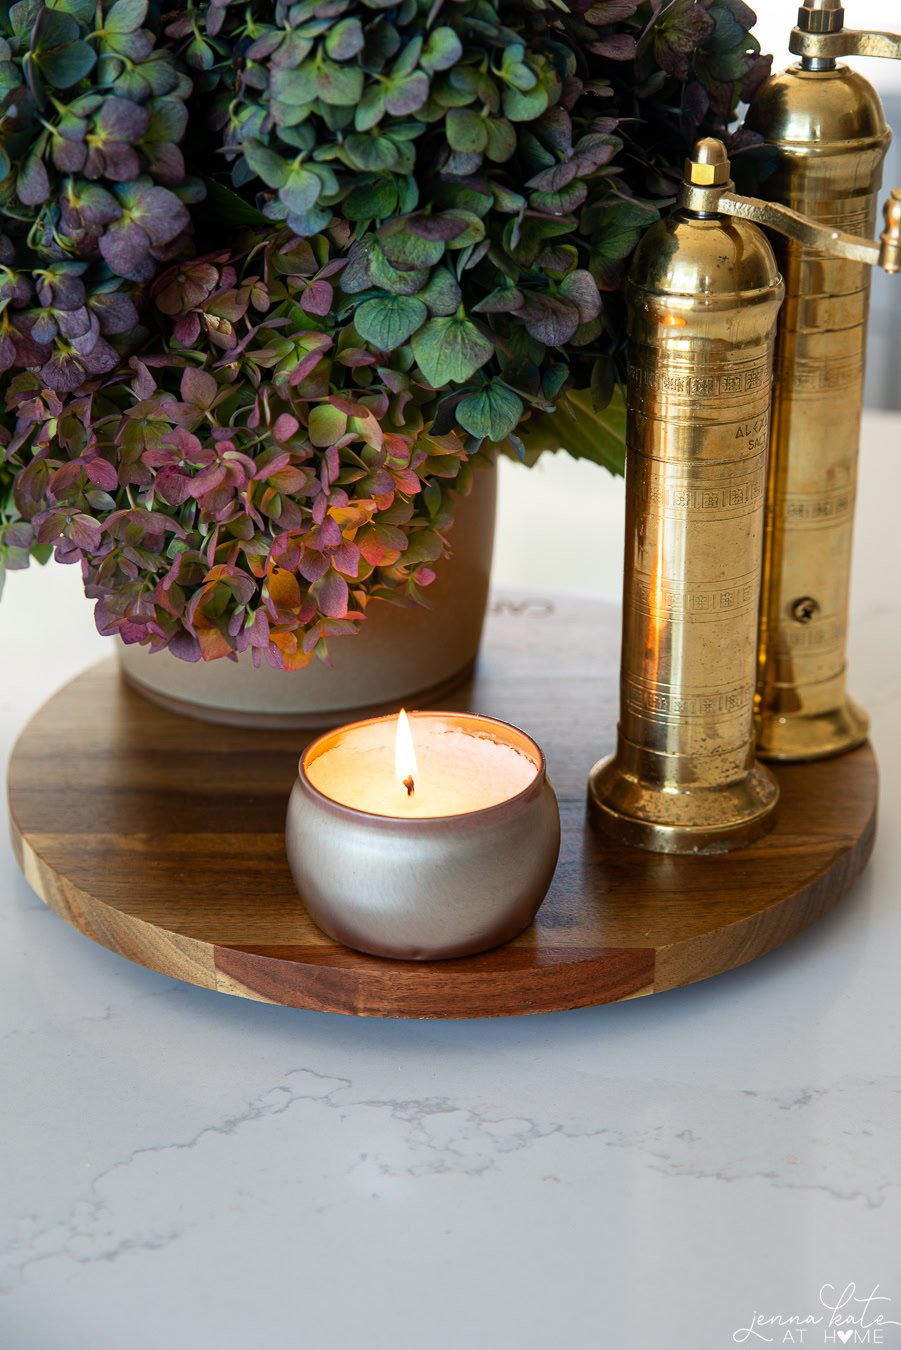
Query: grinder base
xmin=757 ymin=694 xmax=870 ymax=763
xmin=588 ymin=752 xmax=780 ymax=856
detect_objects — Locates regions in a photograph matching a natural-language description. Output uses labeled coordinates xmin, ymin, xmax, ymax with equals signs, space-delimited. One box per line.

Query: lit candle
xmin=306 ymin=709 xmax=539 ymax=819
xmin=286 ymin=711 xmax=560 ymax=961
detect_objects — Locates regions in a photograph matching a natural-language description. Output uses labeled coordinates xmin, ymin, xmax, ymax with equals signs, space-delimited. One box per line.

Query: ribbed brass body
xmin=746 ymin=66 xmax=891 ymax=760
xmin=588 ymin=205 xmax=783 ymax=854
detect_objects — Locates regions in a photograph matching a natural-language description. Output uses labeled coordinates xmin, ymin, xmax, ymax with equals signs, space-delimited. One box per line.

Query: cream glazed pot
xmin=117 ymin=462 xmax=497 ymax=729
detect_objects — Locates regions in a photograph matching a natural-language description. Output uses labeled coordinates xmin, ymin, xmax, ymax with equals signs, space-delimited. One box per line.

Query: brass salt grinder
xmin=588 ymin=138 xmax=901 ymax=856
xmin=742 ymin=0 xmax=901 ymax=760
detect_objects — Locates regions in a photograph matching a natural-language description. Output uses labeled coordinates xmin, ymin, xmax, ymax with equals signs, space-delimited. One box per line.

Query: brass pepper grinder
xmin=589 ymin=140 xmax=784 ymax=856
xmin=742 ymin=0 xmax=901 ymax=760
xmin=588 ymin=138 xmax=901 ymax=856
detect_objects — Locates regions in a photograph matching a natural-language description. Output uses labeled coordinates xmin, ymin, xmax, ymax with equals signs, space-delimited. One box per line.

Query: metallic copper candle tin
xmin=285 ymin=712 xmax=560 ymax=961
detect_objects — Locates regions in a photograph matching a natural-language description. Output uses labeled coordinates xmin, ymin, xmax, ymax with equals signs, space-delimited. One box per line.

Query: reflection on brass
xmin=745 ymin=1 xmax=901 ymax=759
xmin=588 ymin=141 xmax=782 ymax=855
xmin=720 ymin=189 xmax=901 ymax=271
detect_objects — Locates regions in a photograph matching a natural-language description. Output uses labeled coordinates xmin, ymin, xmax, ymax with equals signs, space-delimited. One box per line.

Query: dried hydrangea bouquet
xmin=0 ymin=0 xmax=767 ymax=719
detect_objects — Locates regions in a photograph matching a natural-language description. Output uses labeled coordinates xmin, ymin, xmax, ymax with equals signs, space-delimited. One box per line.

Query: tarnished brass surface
xmin=791 ymin=29 xmax=901 ymax=62
xmin=796 ymin=0 xmax=844 ymax=35
xmin=720 ymin=190 xmax=901 ymax=270
xmin=746 ymin=59 xmax=894 ymax=759
xmin=589 ymin=142 xmax=782 ymax=855
xmin=676 ymin=154 xmax=901 ymax=270
xmin=685 ymin=136 xmax=731 ymax=187
xmin=789 ymin=0 xmax=901 ymax=63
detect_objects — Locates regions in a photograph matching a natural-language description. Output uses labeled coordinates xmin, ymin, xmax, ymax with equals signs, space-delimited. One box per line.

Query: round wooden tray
xmin=7 ymin=595 xmax=878 ymax=1019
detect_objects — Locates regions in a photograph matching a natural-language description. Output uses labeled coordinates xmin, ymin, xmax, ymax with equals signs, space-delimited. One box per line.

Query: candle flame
xmin=395 ymin=708 xmax=419 ymax=796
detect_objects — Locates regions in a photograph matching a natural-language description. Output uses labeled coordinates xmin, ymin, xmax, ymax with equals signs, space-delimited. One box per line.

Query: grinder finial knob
xmin=797 ymin=0 xmax=845 ymax=34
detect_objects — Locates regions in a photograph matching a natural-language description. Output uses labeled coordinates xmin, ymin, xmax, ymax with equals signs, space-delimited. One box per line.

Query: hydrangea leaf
xmin=430 ymin=75 xmax=475 ymax=109
xmin=239 ymin=140 xmax=289 ymax=190
xmin=32 ymin=9 xmax=97 ymax=88
xmin=587 ymin=199 xmax=660 ymax=286
xmin=325 ymin=18 xmax=364 ymax=59
xmin=410 ymin=315 xmax=494 ymax=387
xmin=558 ymin=269 xmax=601 ymax=324
xmin=17 ymin=151 xmax=50 ymax=206
xmin=500 ymin=44 xmax=537 ymax=91
xmin=588 ymin=33 xmax=636 ymax=59
xmin=368 ymin=244 xmax=429 ymax=296
xmin=181 ymin=366 xmax=217 ymax=408
xmin=89 ymin=289 xmax=139 ymax=333
xmin=406 ymin=213 xmax=467 ymax=242
xmin=381 ymin=37 xmax=416 ymax=79
xmin=104 ymin=0 xmax=149 ymax=34
xmin=344 ymin=177 xmax=399 ymax=222
xmin=311 ymin=569 xmax=349 ymax=617
xmin=125 ymin=181 xmax=190 ymax=246
xmin=44 ymin=40 xmax=98 ymax=87
xmin=706 ymin=4 xmax=750 ymax=54
xmin=384 ymin=71 xmax=429 ymax=116
xmin=484 ymin=117 xmax=516 ymax=162
xmin=530 ymin=180 xmax=587 ymax=214
xmin=502 ymin=80 xmax=550 ymax=122
xmin=354 ymin=85 xmax=386 ymax=132
xmin=378 ymin=224 xmax=445 ymax=271
xmin=456 ymin=383 xmax=523 ymax=441
xmin=421 ymin=27 xmax=463 ymax=73
xmin=446 ymin=108 xmax=488 ymax=153
xmin=308 ymin=403 xmax=348 ymax=447
xmin=270 ymin=63 xmax=317 ymax=108
xmin=301 ymin=279 xmax=334 ymax=316
xmin=519 ymin=292 xmax=581 ymax=346
xmin=281 ymin=165 xmax=321 ymax=215
xmin=418 ymin=267 xmax=462 ymax=315
xmin=56 ymin=0 xmax=96 ymax=24
xmin=354 ymin=295 xmax=427 ymax=350
xmin=441 ymin=209 xmax=486 ymax=249
xmin=279 ymin=198 xmax=333 ymax=233
xmin=528 ymin=160 xmax=580 ymax=194
xmin=95 ymin=97 xmax=150 ymax=141
xmin=652 ymin=0 xmax=717 ymax=78
xmin=316 ymin=59 xmax=364 ymax=107
xmin=472 ymin=285 xmax=524 ymax=315
xmin=343 ymin=134 xmax=399 ymax=172
xmin=583 ymin=0 xmax=638 ymax=19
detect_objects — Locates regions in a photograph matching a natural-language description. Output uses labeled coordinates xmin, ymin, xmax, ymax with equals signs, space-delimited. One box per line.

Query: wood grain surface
xmin=7 ymin=594 xmax=878 ymax=1018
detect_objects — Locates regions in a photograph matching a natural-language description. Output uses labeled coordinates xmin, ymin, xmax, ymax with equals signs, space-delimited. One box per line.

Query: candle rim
xmin=299 ymin=710 xmax=546 ymax=824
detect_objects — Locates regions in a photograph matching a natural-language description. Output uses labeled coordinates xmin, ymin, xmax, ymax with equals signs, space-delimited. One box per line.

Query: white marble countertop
xmin=2 ymin=416 xmax=900 ymax=1349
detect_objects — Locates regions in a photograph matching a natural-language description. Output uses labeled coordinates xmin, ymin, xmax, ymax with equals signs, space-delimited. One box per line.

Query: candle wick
xmin=403 ymin=775 xmax=415 ymax=797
